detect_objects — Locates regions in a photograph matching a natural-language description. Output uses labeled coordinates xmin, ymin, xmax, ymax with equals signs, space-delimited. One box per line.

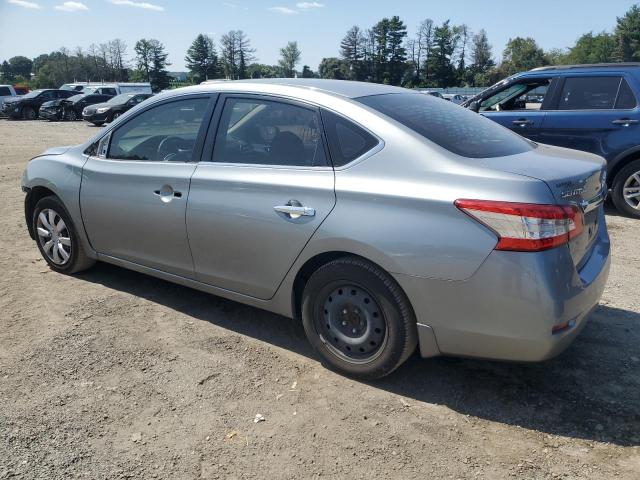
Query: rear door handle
xmin=612 ymin=118 xmax=639 ymax=126
xmin=154 ymin=185 xmax=182 ymax=203
xmin=512 ymin=119 xmax=534 ymax=127
xmin=274 ymin=202 xmax=315 ymax=219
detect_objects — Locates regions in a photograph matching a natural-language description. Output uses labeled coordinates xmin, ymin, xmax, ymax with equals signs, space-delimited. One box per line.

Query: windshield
xmin=108 ymin=94 xmax=135 ymax=105
xmin=67 ymin=94 xmax=85 ymax=103
xmin=357 ymin=93 xmax=533 ymax=158
xmin=23 ymin=89 xmax=44 ymax=99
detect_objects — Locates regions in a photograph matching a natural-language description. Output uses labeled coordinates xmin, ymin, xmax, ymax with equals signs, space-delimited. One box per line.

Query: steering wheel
xmin=157 ymin=136 xmax=189 ymax=161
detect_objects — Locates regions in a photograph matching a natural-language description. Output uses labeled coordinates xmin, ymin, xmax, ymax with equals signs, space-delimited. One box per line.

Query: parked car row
xmin=1 ymin=86 xmax=152 ymax=126
xmin=1 ymin=82 xmax=152 ymax=123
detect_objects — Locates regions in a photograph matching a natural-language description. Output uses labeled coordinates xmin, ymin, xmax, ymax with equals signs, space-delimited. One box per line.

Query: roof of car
xmin=198 ymin=78 xmax=408 ymax=99
xmin=530 ymin=63 xmax=640 ymax=72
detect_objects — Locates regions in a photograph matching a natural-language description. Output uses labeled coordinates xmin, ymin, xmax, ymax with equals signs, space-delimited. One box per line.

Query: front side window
xmin=480 ymin=79 xmax=551 ymax=112
xmin=108 ymin=97 xmax=210 ymax=162
xmin=212 ymin=97 xmax=328 ymax=167
xmin=558 ymin=76 xmax=621 ymax=110
xmin=358 ymin=93 xmax=533 ymax=159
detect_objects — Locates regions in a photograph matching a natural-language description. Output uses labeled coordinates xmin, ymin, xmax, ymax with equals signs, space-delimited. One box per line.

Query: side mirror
xmin=468 ymin=101 xmax=480 ymax=113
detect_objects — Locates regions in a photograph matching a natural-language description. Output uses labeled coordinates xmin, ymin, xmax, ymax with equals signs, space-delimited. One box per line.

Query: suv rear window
xmin=321 ymin=110 xmax=378 ymax=167
xmin=615 ymin=79 xmax=637 ymax=109
xmin=558 ymin=76 xmax=621 ymax=110
xmin=357 ymin=93 xmax=532 ymax=158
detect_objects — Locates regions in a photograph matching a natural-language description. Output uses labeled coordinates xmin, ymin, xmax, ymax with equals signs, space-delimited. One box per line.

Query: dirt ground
xmin=0 ymin=119 xmax=639 ymax=480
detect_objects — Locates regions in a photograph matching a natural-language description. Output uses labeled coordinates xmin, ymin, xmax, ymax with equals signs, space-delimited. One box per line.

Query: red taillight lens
xmin=455 ymin=199 xmax=584 ymax=252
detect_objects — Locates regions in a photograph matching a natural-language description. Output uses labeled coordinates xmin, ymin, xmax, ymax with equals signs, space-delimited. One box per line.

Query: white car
xmin=442 ymin=94 xmax=466 ymax=104
xmin=0 ymin=84 xmax=19 ymax=111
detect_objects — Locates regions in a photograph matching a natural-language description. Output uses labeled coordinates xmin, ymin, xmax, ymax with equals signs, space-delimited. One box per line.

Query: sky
xmin=0 ymin=0 xmax=638 ymax=73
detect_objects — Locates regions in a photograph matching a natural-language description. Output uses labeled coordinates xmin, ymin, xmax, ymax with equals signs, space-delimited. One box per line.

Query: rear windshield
xmin=357 ymin=93 xmax=533 ymax=158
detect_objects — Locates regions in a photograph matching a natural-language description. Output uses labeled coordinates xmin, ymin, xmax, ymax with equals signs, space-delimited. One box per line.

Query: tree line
xmin=1 ymin=5 xmax=639 ymax=92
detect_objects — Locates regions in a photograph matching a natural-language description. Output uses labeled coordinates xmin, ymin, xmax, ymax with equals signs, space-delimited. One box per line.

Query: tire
xmin=611 ymin=159 xmax=640 ymax=219
xmin=92 ymin=122 xmax=104 ymax=127
xmin=111 ymin=112 xmax=121 ymax=122
xmin=68 ymin=110 xmax=77 ymax=121
xmin=32 ymin=196 xmax=95 ymax=274
xmin=22 ymin=106 xmax=36 ymax=120
xmin=301 ymin=256 xmax=418 ymax=379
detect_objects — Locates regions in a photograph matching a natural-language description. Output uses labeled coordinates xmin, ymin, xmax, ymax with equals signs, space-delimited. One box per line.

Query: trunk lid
xmin=475 ymin=144 xmax=607 ymax=268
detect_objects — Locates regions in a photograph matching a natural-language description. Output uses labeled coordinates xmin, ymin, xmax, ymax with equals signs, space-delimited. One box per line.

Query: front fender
xmin=22 ymin=150 xmax=96 ymax=258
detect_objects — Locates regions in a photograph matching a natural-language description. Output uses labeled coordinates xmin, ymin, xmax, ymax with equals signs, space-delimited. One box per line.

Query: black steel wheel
xmin=302 ymin=256 xmax=418 ymax=379
xmin=318 ymin=283 xmax=387 ymax=363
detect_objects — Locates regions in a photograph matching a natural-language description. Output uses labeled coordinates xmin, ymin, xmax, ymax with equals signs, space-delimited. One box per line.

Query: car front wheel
xmin=301 ymin=256 xmax=418 ymax=379
xmin=22 ymin=106 xmax=36 ymax=120
xmin=33 ymin=196 xmax=95 ymax=274
xmin=612 ymin=159 xmax=640 ymax=218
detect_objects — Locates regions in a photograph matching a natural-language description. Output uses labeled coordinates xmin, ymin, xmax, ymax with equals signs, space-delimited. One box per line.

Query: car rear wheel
xmin=301 ymin=256 xmax=418 ymax=379
xmin=612 ymin=159 xmax=640 ymax=218
xmin=68 ymin=110 xmax=78 ymax=121
xmin=33 ymin=196 xmax=95 ymax=274
xmin=22 ymin=107 xmax=36 ymax=120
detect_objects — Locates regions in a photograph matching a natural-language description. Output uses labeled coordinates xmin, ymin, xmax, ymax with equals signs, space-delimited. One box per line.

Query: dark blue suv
xmin=463 ymin=63 xmax=640 ymax=218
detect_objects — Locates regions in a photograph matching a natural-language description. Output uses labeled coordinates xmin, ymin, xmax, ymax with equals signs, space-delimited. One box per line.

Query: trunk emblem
xmin=560 ymin=187 xmax=585 ymax=198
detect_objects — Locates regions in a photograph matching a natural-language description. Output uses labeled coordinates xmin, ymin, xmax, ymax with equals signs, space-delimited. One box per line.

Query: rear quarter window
xmin=0 ymin=87 xmax=11 ymax=96
xmin=357 ymin=93 xmax=532 ymax=158
xmin=320 ymin=110 xmax=379 ymax=167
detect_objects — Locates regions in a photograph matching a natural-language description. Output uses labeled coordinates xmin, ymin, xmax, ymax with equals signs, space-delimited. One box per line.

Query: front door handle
xmin=274 ymin=201 xmax=315 ymax=219
xmin=612 ymin=118 xmax=639 ymax=126
xmin=512 ymin=119 xmax=534 ymax=127
xmin=154 ymin=185 xmax=182 ymax=203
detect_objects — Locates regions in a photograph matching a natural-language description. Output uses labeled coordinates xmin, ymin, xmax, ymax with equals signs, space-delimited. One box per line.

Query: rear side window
xmin=321 ymin=110 xmax=378 ymax=167
xmin=358 ymin=93 xmax=532 ymax=158
xmin=0 ymin=87 xmax=10 ymax=96
xmin=212 ymin=97 xmax=328 ymax=167
xmin=558 ymin=77 xmax=620 ymax=110
xmin=615 ymin=79 xmax=637 ymax=109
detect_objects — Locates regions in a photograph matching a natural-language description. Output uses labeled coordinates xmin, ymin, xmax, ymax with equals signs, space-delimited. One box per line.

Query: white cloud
xmin=54 ymin=1 xmax=88 ymax=11
xmin=7 ymin=0 xmax=42 ymax=9
xmin=269 ymin=6 xmax=298 ymax=14
xmin=110 ymin=0 xmax=164 ymax=11
xmin=296 ymin=1 xmax=324 ymax=8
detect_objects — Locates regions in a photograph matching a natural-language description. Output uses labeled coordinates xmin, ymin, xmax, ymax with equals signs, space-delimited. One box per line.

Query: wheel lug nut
xmin=352 ymin=328 xmax=357 ymax=334
xmin=342 ymin=309 xmax=347 ymax=314
xmin=342 ymin=321 xmax=347 ymax=326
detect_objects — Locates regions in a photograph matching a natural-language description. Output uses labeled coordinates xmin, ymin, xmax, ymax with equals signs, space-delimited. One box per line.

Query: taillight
xmin=454 ymin=199 xmax=584 ymax=252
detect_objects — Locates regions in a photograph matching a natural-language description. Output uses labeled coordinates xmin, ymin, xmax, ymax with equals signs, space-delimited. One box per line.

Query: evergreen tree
xmin=615 ymin=5 xmax=640 ymax=61
xmin=185 ymin=34 xmax=219 ymax=82
xmin=340 ymin=25 xmax=366 ymax=80
xmin=469 ymin=29 xmax=495 ymax=86
xmin=427 ymin=20 xmax=460 ymax=87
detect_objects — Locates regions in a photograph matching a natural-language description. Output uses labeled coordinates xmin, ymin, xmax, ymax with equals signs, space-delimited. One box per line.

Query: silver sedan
xmin=21 ymin=79 xmax=610 ymax=378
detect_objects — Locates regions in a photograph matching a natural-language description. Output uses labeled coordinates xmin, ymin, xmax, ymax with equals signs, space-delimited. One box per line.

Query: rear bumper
xmin=394 ymin=209 xmax=611 ymax=362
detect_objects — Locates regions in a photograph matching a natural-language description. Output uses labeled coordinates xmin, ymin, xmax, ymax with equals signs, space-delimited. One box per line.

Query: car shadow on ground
xmin=78 ymin=262 xmax=640 ymax=447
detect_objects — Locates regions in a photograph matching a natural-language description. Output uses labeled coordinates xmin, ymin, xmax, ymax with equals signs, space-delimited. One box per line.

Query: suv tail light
xmin=455 ymin=199 xmax=584 ymax=252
